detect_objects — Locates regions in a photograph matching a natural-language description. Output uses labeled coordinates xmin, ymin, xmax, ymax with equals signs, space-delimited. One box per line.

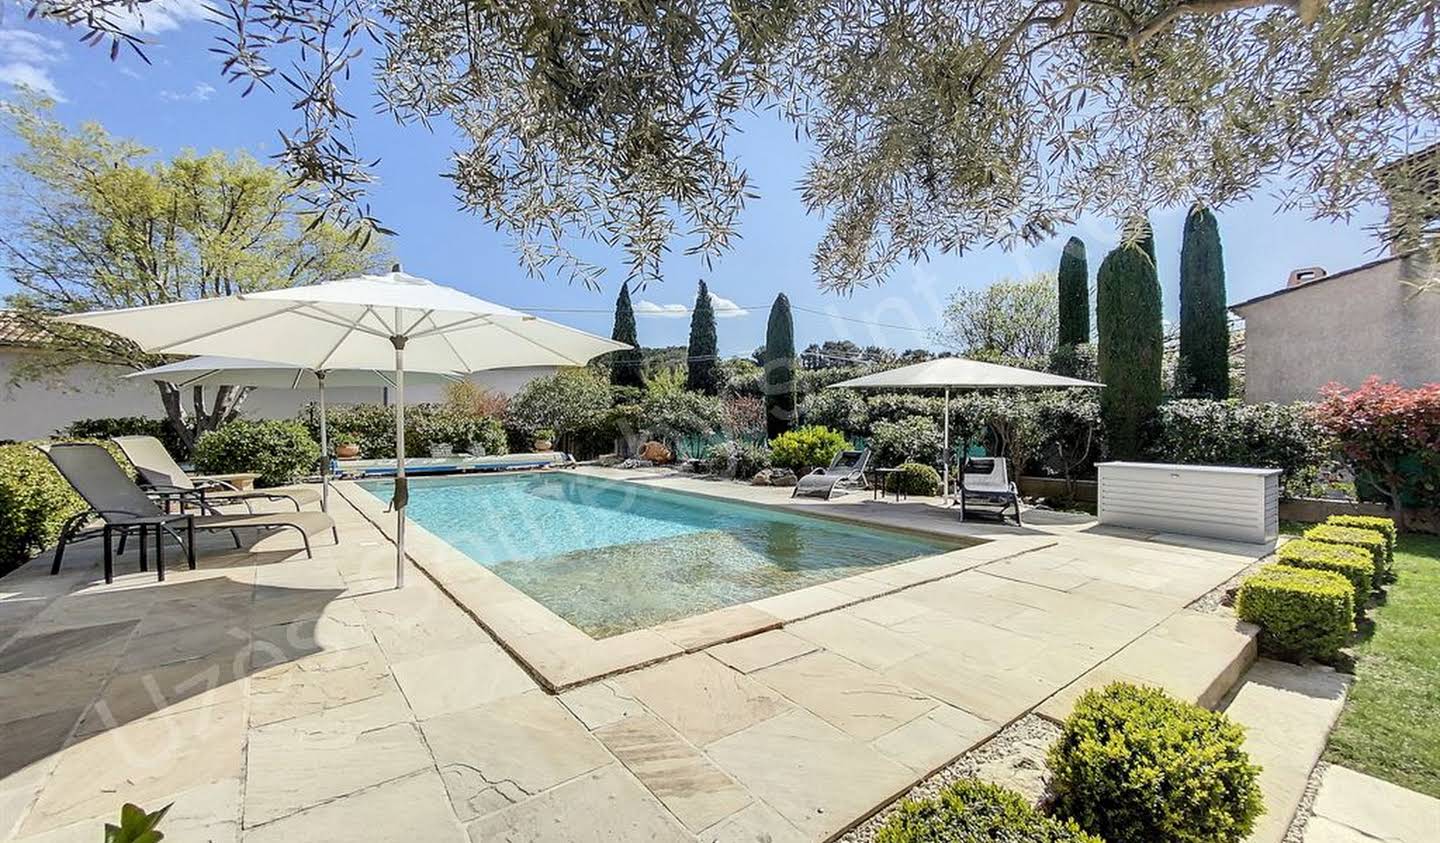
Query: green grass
xmin=1323 ymin=532 xmax=1440 ymax=797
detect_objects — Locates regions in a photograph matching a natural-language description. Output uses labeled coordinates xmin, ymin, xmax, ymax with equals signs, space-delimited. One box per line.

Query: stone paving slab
xmin=1304 ymin=765 xmax=1440 ymax=843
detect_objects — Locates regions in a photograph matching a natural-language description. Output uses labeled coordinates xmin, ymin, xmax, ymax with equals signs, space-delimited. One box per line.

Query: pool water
xmin=359 ymin=473 xmax=961 ymax=637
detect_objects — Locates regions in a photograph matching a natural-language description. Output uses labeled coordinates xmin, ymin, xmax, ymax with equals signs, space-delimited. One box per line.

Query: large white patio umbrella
xmin=58 ymin=267 xmax=629 ymax=587
xmin=126 ymin=356 xmax=462 ymax=512
xmin=830 ymin=357 xmax=1103 ymax=496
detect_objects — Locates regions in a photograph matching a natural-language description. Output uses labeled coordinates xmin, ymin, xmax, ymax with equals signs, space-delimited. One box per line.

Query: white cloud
xmin=160 ymin=81 xmax=215 ymax=102
xmin=111 ymin=0 xmax=214 ymax=34
xmin=0 ymin=29 xmax=65 ymax=101
xmin=709 ymin=293 xmax=749 ymax=318
xmin=635 ymin=292 xmax=750 ymax=319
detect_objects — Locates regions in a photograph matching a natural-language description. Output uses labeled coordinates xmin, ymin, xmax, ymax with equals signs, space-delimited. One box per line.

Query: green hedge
xmin=875 ymin=778 xmax=1101 ymax=843
xmin=1277 ymin=538 xmax=1375 ymax=610
xmin=305 ymin=403 xmax=507 ymax=459
xmin=887 ymin=462 xmax=942 ymax=496
xmin=59 ymin=416 xmax=190 ymax=461
xmin=1048 ymin=682 xmax=1263 ymax=843
xmin=1325 ymin=515 xmax=1396 ymax=572
xmin=0 ymin=440 xmax=133 ymax=574
xmin=1236 ymin=564 xmax=1354 ymax=661
xmin=1303 ymin=524 xmax=1389 ymax=580
xmin=193 ymin=420 xmax=320 ymax=488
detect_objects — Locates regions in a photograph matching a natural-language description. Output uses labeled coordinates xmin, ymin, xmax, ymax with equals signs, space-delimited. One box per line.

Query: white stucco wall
xmin=0 ymin=349 xmax=556 ymax=441
xmin=1232 ymin=256 xmax=1440 ymax=403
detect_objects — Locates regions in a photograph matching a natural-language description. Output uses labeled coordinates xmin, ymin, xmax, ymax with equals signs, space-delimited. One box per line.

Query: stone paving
xmin=1303 ymin=765 xmax=1440 ymax=843
xmin=0 ymin=473 xmax=1272 ymax=842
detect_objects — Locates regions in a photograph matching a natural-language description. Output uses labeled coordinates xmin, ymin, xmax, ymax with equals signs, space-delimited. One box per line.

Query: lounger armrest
xmin=189 ymin=477 xmax=242 ymax=492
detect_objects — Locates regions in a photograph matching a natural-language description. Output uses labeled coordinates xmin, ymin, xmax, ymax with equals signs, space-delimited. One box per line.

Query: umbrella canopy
xmin=829 ymin=357 xmax=1102 ymax=503
xmin=59 ymin=268 xmax=630 ymax=587
xmin=126 ymin=356 xmax=464 ymax=512
xmin=828 ymin=357 xmax=1103 ymax=390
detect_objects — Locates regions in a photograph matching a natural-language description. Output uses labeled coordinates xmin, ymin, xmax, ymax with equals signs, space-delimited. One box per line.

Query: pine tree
xmin=764 ymin=293 xmax=797 ymax=439
xmin=1057 ymin=236 xmax=1090 ymax=347
xmin=686 ymin=280 xmax=720 ymax=394
xmin=609 ymin=282 xmax=644 ymax=389
xmin=1096 ymin=242 xmax=1163 ymax=459
xmin=1178 ymin=207 xmax=1230 ymax=399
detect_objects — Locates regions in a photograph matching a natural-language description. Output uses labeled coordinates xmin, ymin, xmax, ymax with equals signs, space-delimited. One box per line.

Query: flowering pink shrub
xmin=1315 ymin=378 xmax=1440 ymax=516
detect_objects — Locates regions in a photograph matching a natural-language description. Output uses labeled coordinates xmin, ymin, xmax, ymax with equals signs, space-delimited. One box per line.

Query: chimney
xmin=1287 ymin=266 xmax=1326 ymax=288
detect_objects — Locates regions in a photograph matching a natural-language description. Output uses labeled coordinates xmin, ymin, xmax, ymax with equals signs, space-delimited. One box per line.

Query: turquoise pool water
xmin=358 ymin=473 xmax=960 ymax=637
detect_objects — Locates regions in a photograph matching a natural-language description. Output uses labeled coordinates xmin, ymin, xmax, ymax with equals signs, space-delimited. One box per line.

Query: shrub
xmin=306 ymin=403 xmax=507 ymax=458
xmin=1235 ymin=564 xmax=1354 ymax=661
xmin=866 ymin=392 xmax=944 ymax=428
xmin=1325 ymin=515 xmax=1396 ymax=571
xmin=1047 ymin=342 xmax=1098 ymax=382
xmin=1048 ymin=682 xmax=1264 ymax=843
xmin=874 ymin=778 xmax=1101 ymax=843
xmin=887 ymin=462 xmax=941 ymax=496
xmin=870 ymin=417 xmax=943 ymax=469
xmin=193 ymin=420 xmax=320 ymax=488
xmin=1303 ymin=524 xmax=1389 ymax=580
xmin=506 ymin=368 xmax=613 ymax=438
xmin=720 ymin=395 xmax=767 ymax=441
xmin=1316 ymin=378 xmax=1440 ymax=518
xmin=0 ymin=440 xmax=132 ymax=574
xmin=59 ymin=416 xmax=190 ymax=460
xmin=1277 ymin=539 xmax=1375 ymax=609
xmin=1147 ymin=400 xmax=1331 ymax=496
xmin=703 ymin=441 xmax=770 ymax=479
xmin=768 ymin=425 xmax=847 ymax=473
xmin=640 ymin=390 xmax=726 ymax=446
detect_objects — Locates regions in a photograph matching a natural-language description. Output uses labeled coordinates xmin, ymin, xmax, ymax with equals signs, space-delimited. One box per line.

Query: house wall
xmin=1234 ymin=257 xmax=1440 ymax=403
xmin=0 ymin=349 xmax=556 ymax=441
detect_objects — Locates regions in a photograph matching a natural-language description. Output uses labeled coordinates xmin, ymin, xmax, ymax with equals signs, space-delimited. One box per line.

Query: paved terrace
xmin=0 ymin=470 xmax=1266 ymax=842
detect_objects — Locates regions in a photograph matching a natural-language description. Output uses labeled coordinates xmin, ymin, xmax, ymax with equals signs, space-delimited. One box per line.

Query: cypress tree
xmin=1096 ymin=242 xmax=1163 ymax=459
xmin=686 ymin=280 xmax=720 ymax=394
xmin=1057 ymin=236 xmax=1090 ymax=347
xmin=609 ymin=282 xmax=644 ymax=389
xmin=763 ymin=293 xmax=797 ymax=439
xmin=1178 ymin=207 xmax=1230 ymax=399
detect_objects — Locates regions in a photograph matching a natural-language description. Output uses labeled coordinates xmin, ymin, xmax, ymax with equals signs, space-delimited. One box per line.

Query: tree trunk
xmin=155 ymin=382 xmax=253 ymax=449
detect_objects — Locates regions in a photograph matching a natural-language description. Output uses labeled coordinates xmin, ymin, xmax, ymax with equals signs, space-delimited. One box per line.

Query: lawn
xmin=1323 ymin=532 xmax=1440 ymax=797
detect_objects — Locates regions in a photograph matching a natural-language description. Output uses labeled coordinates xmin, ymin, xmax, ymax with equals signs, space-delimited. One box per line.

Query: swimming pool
xmin=358 ymin=473 xmax=962 ymax=637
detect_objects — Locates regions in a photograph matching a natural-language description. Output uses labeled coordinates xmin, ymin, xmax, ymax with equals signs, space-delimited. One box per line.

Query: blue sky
xmin=0 ymin=8 xmax=1391 ymax=357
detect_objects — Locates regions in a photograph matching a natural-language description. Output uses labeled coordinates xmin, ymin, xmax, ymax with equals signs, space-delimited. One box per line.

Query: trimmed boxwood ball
xmin=875 ymin=778 xmax=1102 ymax=843
xmin=1235 ymin=564 xmax=1354 ymax=661
xmin=1278 ymin=538 xmax=1376 ymax=610
xmin=888 ymin=462 xmax=942 ymax=496
xmin=193 ymin=420 xmax=321 ymax=488
xmin=1303 ymin=524 xmax=1389 ymax=580
xmin=1048 ymin=682 xmax=1264 ymax=843
xmin=1324 ymin=515 xmax=1396 ymax=572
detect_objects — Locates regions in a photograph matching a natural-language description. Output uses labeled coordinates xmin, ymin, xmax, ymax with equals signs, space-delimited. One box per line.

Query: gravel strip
xmin=1282 ymin=759 xmax=1329 ymax=843
xmin=1189 ymin=552 xmax=1275 ymax=616
xmin=840 ymin=715 xmax=1062 ymax=842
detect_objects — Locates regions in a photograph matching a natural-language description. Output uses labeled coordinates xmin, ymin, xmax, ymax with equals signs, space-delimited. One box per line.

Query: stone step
xmin=1222 ymin=659 xmax=1351 ymax=843
xmin=1035 ymin=610 xmax=1259 ymax=722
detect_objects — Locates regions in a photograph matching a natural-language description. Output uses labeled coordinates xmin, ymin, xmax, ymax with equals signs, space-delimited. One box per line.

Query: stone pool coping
xmin=334 ymin=472 xmax=1058 ymax=691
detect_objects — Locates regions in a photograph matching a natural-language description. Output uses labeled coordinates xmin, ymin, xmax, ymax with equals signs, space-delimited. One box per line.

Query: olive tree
xmin=40 ymin=0 xmax=1440 ymax=292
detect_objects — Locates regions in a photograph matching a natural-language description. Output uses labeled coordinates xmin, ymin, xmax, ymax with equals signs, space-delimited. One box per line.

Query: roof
xmin=1228 ymin=254 xmax=1405 ymax=313
xmin=0 ymin=311 xmax=54 ymax=347
xmin=828 ymin=357 xmax=1102 ymax=389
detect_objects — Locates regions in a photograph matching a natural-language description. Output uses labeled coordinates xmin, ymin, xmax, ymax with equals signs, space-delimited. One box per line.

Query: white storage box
xmin=1097 ymin=462 xmax=1281 ymax=546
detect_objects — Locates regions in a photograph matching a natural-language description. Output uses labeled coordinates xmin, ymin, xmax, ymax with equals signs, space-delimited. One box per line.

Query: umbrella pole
xmin=392 ymin=336 xmax=408 ymax=589
xmin=317 ymin=371 xmax=330 ymax=512
xmin=943 ymin=387 xmax=951 ymax=503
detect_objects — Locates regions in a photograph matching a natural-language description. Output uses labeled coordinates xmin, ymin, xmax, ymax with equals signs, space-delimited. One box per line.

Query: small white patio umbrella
xmin=126 ymin=356 xmax=462 ymax=512
xmin=830 ymin=357 xmax=1103 ymax=497
xmin=59 ymin=266 xmax=629 ymax=587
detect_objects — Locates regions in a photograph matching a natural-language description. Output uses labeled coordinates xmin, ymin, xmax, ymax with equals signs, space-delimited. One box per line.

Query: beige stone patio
xmin=0 ymin=468 xmax=1268 ymax=842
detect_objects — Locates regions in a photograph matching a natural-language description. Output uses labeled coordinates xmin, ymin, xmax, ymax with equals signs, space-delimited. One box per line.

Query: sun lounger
xmin=793 ymin=449 xmax=871 ymax=499
xmin=334 ymin=451 xmax=573 ymax=478
xmin=958 ymin=457 xmax=1022 ymax=525
xmin=40 ymin=443 xmax=337 ymax=583
xmin=112 ymin=435 xmax=321 ymax=513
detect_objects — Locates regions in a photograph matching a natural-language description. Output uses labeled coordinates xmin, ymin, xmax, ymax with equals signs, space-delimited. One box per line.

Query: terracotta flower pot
xmin=533 ymin=439 xmax=553 ymax=451
xmin=335 ymin=443 xmax=361 ymax=459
